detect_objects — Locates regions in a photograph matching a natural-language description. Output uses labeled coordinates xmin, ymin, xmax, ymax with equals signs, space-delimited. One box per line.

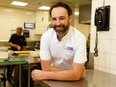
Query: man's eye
xmin=60 ymin=18 xmax=65 ymax=20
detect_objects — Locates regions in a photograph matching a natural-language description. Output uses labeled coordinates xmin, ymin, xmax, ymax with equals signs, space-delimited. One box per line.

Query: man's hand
xmin=15 ymin=45 xmax=21 ymax=50
xmin=21 ymin=46 xmax=27 ymax=51
xmin=31 ymin=69 xmax=47 ymax=81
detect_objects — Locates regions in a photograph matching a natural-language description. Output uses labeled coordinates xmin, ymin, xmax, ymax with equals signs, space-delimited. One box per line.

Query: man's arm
xmin=8 ymin=42 xmax=27 ymax=51
xmin=8 ymin=42 xmax=21 ymax=50
xmin=46 ymin=62 xmax=85 ymax=80
xmin=31 ymin=60 xmax=85 ymax=81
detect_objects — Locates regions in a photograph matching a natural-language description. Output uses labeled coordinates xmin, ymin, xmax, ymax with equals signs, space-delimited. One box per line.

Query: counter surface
xmin=34 ymin=69 xmax=116 ymax=87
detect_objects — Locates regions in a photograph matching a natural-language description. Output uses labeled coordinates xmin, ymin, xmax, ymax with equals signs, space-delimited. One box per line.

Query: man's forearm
xmin=42 ymin=63 xmax=84 ymax=80
xmin=8 ymin=42 xmax=16 ymax=47
xmin=8 ymin=42 xmax=19 ymax=48
xmin=8 ymin=42 xmax=21 ymax=50
xmin=45 ymin=67 xmax=84 ymax=80
xmin=32 ymin=68 xmax=83 ymax=81
xmin=31 ymin=63 xmax=85 ymax=81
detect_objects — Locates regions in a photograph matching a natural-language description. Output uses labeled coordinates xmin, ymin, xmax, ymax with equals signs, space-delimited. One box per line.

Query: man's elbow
xmin=73 ymin=71 xmax=84 ymax=80
xmin=8 ymin=42 xmax=13 ymax=46
xmin=73 ymin=75 xmax=81 ymax=80
xmin=66 ymin=74 xmax=81 ymax=81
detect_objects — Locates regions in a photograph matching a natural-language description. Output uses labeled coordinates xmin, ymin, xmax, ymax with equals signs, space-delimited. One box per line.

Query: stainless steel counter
xmin=34 ymin=69 xmax=116 ymax=87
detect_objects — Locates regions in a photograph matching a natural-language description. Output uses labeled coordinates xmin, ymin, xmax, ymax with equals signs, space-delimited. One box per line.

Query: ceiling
xmin=0 ymin=0 xmax=91 ymax=10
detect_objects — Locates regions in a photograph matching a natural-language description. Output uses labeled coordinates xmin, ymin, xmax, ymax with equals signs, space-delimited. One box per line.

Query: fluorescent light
xmin=38 ymin=6 xmax=50 ymax=10
xmin=11 ymin=1 xmax=28 ymax=6
xmin=74 ymin=12 xmax=79 ymax=16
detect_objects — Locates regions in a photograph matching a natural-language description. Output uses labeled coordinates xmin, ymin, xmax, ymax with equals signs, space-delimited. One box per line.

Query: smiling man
xmin=31 ymin=2 xmax=87 ymax=81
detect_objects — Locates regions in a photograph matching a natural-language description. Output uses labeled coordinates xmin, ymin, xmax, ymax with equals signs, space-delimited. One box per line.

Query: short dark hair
xmin=49 ymin=2 xmax=72 ymax=17
xmin=16 ymin=27 xmax=23 ymax=31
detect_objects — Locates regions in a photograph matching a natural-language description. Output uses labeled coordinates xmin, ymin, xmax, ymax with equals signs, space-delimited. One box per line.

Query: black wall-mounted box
xmin=94 ymin=5 xmax=110 ymax=31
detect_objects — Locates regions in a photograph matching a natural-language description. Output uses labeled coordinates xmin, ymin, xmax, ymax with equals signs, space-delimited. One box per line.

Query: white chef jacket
xmin=40 ymin=26 xmax=87 ymax=69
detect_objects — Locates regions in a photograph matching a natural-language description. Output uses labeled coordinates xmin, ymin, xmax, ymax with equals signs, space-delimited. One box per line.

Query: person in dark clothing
xmin=8 ymin=27 xmax=27 ymax=51
xmin=7 ymin=27 xmax=27 ymax=84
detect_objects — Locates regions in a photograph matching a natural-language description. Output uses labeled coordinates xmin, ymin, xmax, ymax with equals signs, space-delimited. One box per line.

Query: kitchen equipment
xmin=30 ymin=51 xmax=40 ymax=61
xmin=0 ymin=47 xmax=8 ymax=62
xmin=30 ymin=51 xmax=39 ymax=57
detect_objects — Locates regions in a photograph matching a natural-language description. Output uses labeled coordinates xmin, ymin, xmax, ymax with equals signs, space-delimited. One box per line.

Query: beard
xmin=53 ymin=23 xmax=70 ymax=37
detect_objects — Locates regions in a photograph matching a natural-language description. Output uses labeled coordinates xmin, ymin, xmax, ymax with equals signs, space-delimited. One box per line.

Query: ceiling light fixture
xmin=74 ymin=12 xmax=79 ymax=16
xmin=11 ymin=1 xmax=28 ymax=6
xmin=38 ymin=6 xmax=50 ymax=10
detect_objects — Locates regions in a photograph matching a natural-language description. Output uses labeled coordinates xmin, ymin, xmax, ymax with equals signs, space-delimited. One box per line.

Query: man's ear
xmin=69 ymin=15 xmax=72 ymax=23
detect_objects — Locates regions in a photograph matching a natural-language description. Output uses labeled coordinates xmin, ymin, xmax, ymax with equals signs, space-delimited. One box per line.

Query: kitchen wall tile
xmin=105 ymin=0 xmax=116 ymax=6
xmin=110 ymin=11 xmax=116 ymax=25
xmin=92 ymin=0 xmax=104 ymax=13
xmin=110 ymin=54 xmax=116 ymax=69
xmin=98 ymin=66 xmax=110 ymax=73
xmin=98 ymin=31 xmax=112 ymax=40
xmin=98 ymin=53 xmax=110 ymax=68
xmin=98 ymin=39 xmax=111 ymax=53
xmin=111 ymin=25 xmax=116 ymax=40
xmin=94 ymin=56 xmax=99 ymax=66
xmin=111 ymin=40 xmax=116 ymax=54
xmin=110 ymin=69 xmax=116 ymax=75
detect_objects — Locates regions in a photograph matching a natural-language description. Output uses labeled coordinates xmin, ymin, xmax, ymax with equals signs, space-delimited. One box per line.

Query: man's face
xmin=51 ymin=7 xmax=72 ymax=36
xmin=16 ymin=29 xmax=22 ymax=36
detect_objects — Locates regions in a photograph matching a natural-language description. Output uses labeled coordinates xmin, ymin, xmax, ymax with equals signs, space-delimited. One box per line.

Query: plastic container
xmin=30 ymin=51 xmax=39 ymax=57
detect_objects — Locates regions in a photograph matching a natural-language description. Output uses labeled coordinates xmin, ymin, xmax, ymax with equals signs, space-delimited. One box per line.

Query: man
xmin=31 ymin=2 xmax=87 ymax=81
xmin=7 ymin=27 xmax=27 ymax=83
xmin=8 ymin=27 xmax=27 ymax=51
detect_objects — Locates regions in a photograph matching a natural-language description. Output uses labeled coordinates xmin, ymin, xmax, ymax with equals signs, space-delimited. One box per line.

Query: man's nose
xmin=56 ymin=19 xmax=61 ymax=26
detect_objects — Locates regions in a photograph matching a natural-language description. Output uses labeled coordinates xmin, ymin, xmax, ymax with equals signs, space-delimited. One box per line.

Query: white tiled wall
xmin=111 ymin=40 xmax=116 ymax=54
xmin=98 ymin=39 xmax=111 ymax=53
xmin=91 ymin=0 xmax=116 ymax=75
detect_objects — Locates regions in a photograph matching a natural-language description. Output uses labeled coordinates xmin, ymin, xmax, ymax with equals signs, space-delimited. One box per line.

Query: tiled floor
xmin=6 ymin=81 xmax=12 ymax=87
xmin=0 ymin=67 xmax=12 ymax=87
